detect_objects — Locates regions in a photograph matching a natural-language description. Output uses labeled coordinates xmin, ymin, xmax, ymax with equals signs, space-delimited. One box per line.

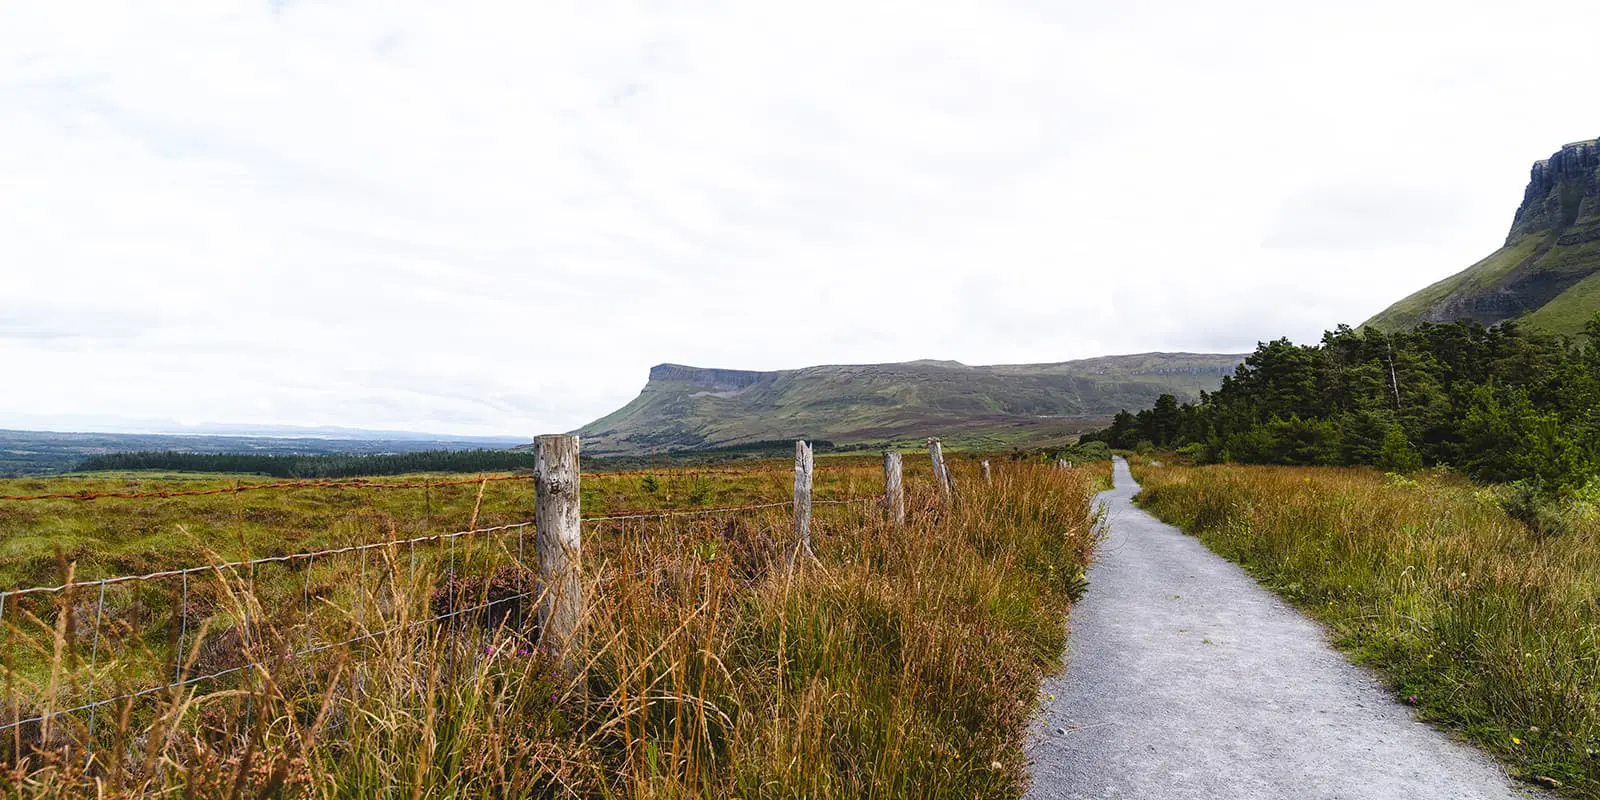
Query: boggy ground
xmin=2 ymin=459 xmax=1102 ymax=798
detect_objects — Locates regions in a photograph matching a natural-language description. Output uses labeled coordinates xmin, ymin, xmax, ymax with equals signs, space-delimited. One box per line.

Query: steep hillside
xmin=1365 ymin=137 xmax=1600 ymax=336
xmin=579 ymin=354 xmax=1245 ymax=454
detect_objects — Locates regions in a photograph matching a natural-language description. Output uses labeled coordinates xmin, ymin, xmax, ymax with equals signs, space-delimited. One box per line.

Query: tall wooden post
xmin=928 ymin=438 xmax=952 ymax=502
xmin=534 ymin=434 xmax=582 ymax=665
xmin=980 ymin=460 xmax=991 ymax=483
xmin=792 ymin=440 xmax=815 ymax=560
xmin=883 ymin=451 xmax=905 ymax=525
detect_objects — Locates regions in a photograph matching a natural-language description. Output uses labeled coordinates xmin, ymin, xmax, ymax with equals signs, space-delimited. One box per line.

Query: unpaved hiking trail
xmin=1026 ymin=458 xmax=1542 ymax=800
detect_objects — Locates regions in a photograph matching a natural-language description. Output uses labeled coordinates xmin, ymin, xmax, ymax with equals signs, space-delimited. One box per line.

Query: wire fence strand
xmin=0 ymin=493 xmax=881 ymax=735
xmin=0 ymin=462 xmax=880 ymax=502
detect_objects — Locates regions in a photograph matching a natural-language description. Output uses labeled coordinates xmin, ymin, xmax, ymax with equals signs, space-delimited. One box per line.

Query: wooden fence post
xmin=980 ymin=460 xmax=991 ymax=483
xmin=534 ymin=434 xmax=582 ymax=666
xmin=883 ymin=451 xmax=905 ymax=525
xmin=928 ymin=438 xmax=952 ymax=502
xmin=792 ymin=440 xmax=815 ymax=561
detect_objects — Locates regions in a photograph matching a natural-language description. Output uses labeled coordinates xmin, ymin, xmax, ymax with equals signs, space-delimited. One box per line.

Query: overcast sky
xmin=3 ymin=1 xmax=1598 ymax=437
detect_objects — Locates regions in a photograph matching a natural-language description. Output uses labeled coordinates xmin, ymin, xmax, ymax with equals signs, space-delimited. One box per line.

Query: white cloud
xmin=2 ymin=0 xmax=1598 ymax=435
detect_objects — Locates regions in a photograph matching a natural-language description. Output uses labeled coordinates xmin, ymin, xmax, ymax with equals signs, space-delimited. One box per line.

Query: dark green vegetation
xmin=2 ymin=460 xmax=1104 ymax=798
xmin=0 ymin=429 xmax=525 ymax=478
xmin=76 ymin=449 xmax=536 ymax=478
xmin=65 ymin=441 xmax=864 ymax=480
xmin=1088 ymin=317 xmax=1600 ymax=507
xmin=1366 ymin=137 xmax=1600 ymax=337
xmin=581 ymin=354 xmax=1245 ymax=455
xmin=1133 ymin=460 xmax=1600 ymax=797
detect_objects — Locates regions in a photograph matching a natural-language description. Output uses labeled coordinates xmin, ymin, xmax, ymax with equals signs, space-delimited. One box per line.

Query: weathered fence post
xmin=883 ymin=450 xmax=905 ymax=525
xmin=792 ymin=440 xmax=815 ymax=561
xmin=980 ymin=460 xmax=991 ymax=483
xmin=534 ymin=434 xmax=582 ymax=666
xmin=1057 ymin=458 xmax=1070 ymax=470
xmin=928 ymin=438 xmax=952 ymax=502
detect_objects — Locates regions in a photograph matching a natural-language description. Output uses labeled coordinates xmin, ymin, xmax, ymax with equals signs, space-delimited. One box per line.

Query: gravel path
xmin=1025 ymin=457 xmax=1542 ymax=800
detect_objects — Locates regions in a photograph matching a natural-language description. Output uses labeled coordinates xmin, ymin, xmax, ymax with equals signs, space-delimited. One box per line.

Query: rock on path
xmin=1026 ymin=457 xmax=1542 ymax=800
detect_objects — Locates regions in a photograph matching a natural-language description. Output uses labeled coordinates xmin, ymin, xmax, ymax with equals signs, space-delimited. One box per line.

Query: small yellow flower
xmin=1512 ymin=737 xmax=1523 ymax=745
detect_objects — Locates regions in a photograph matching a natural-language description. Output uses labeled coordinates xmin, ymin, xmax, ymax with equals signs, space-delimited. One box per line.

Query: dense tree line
xmin=1084 ymin=316 xmax=1600 ymax=495
xmin=77 ymin=449 xmax=534 ymax=478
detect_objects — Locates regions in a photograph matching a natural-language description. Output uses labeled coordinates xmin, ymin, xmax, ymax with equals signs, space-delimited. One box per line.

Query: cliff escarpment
xmin=578 ymin=354 xmax=1246 ymax=454
xmin=1365 ymin=137 xmax=1600 ymax=336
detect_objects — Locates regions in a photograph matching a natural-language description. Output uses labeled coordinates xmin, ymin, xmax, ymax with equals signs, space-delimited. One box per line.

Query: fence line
xmin=0 ymin=494 xmax=881 ymax=603
xmin=0 ymin=463 xmax=878 ymax=503
xmin=0 ymin=436 xmax=963 ymax=753
xmin=0 ymin=494 xmax=878 ymax=735
xmin=0 ymin=521 xmax=535 ymax=601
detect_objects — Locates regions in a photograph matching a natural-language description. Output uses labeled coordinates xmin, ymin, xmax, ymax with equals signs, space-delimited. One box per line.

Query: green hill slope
xmin=1365 ymin=137 xmax=1600 ymax=336
xmin=579 ymin=354 xmax=1246 ymax=454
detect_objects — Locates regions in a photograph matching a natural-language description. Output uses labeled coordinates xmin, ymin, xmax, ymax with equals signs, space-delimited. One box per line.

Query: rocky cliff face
xmin=1364 ymin=137 xmax=1600 ymax=337
xmin=646 ymin=364 xmax=766 ymax=392
xmin=1508 ymin=138 xmax=1600 ymax=245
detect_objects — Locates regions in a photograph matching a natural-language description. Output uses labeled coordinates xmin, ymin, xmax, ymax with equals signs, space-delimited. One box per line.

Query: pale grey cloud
xmin=1 ymin=0 xmax=1598 ymax=436
xmin=1262 ymin=186 xmax=1472 ymax=250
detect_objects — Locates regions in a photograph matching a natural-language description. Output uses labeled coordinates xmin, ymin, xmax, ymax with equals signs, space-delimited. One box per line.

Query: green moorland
xmin=578 ymin=354 xmax=1244 ymax=456
xmin=0 ymin=454 xmax=889 ymax=589
xmin=1130 ymin=458 xmax=1600 ymax=796
xmin=1 ymin=455 xmax=1106 ymax=798
xmin=64 ymin=439 xmax=881 ymax=479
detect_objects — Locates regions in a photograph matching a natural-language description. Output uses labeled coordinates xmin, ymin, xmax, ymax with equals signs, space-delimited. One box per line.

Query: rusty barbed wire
xmin=0 ymin=521 xmax=536 ymax=601
xmin=0 ymin=495 xmax=878 ymax=600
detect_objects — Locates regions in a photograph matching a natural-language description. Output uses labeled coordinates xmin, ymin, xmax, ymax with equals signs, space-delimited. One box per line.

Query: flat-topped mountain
xmin=1365 ymin=137 xmax=1600 ymax=336
xmin=578 ymin=353 xmax=1246 ymax=454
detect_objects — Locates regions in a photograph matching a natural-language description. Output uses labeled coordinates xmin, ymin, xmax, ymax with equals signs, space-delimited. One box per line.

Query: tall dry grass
xmin=1132 ymin=459 xmax=1600 ymax=796
xmin=2 ymin=461 xmax=1100 ymax=798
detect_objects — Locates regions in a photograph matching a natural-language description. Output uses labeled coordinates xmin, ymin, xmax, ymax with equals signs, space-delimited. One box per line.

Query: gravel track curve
xmin=1025 ymin=457 xmax=1543 ymax=800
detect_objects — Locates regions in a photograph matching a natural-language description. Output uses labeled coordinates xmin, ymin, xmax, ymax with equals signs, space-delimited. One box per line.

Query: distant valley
xmin=0 ymin=429 xmax=526 ymax=477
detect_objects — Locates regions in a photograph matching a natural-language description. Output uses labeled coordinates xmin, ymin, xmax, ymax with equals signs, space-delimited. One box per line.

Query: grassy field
xmin=0 ymin=454 xmax=898 ymax=589
xmin=1129 ymin=457 xmax=1600 ymax=796
xmin=1 ymin=455 xmax=1106 ymax=798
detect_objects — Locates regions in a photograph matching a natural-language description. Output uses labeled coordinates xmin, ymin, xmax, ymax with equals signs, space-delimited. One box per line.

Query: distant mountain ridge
xmin=1365 ymin=137 xmax=1600 ymax=336
xmin=578 ymin=353 xmax=1246 ymax=455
